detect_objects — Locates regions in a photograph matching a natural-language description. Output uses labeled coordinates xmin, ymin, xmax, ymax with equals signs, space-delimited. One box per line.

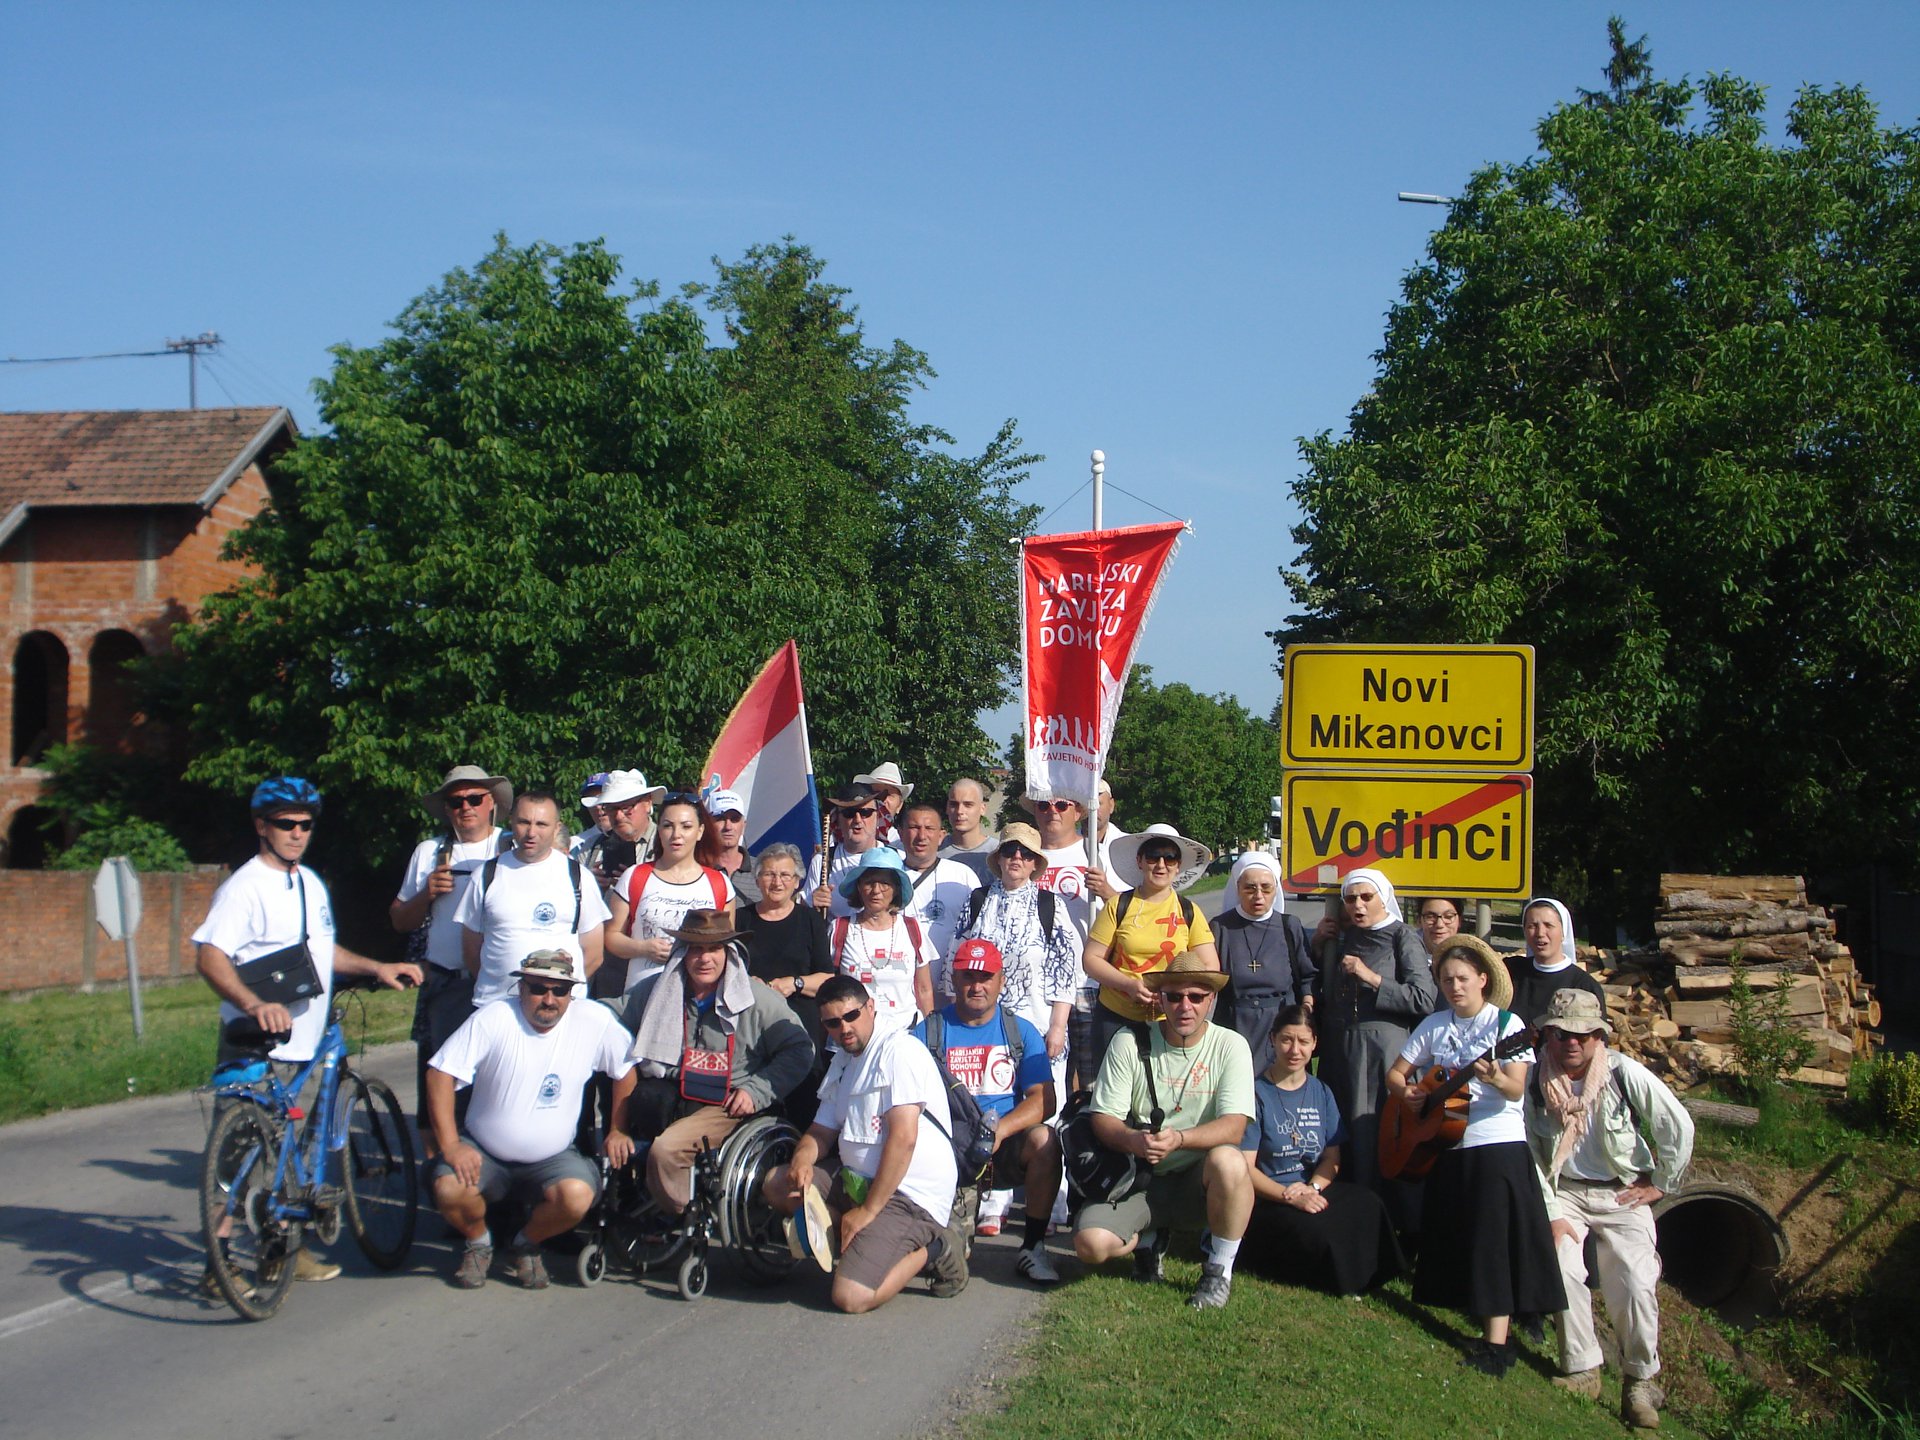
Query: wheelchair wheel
xmin=576 ymin=1240 xmax=607 ymax=1287
xmin=719 ymin=1116 xmax=803 ymax=1285
xmin=340 ymin=1072 xmax=418 ymax=1270
xmin=603 ymin=1165 xmax=687 ymax=1275
xmin=200 ymin=1104 xmax=300 ymax=1321
xmin=676 ymin=1249 xmax=709 ymax=1301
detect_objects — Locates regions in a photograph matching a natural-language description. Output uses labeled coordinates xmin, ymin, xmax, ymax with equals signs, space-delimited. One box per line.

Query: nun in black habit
xmin=1214 ymin=850 xmax=1317 ymax=1072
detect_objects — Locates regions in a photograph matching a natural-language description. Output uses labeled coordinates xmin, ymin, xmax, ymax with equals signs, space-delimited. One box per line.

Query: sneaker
xmin=1554 ymin=1368 xmax=1604 ymax=1400
xmin=927 ymin=1230 xmax=970 ymax=1299
xmin=1622 ymin=1379 xmax=1666 ymax=1429
xmin=1463 ymin=1340 xmax=1516 ymax=1377
xmin=293 ymin=1249 xmax=341 ymax=1283
xmin=1015 ymin=1246 xmax=1061 ymax=1285
xmin=1188 ymin=1263 xmax=1232 ymax=1310
xmin=455 ymin=1244 xmax=492 ymax=1289
xmin=198 ymin=1251 xmax=254 ymax=1302
xmin=510 ymin=1246 xmax=550 ymax=1290
xmin=1131 ymin=1229 xmax=1168 ymax=1284
xmin=976 ymin=1216 xmax=1002 ymax=1238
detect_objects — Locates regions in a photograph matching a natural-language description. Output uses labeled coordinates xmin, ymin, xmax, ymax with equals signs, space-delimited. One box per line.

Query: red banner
xmin=1021 ymin=521 xmax=1185 ymax=808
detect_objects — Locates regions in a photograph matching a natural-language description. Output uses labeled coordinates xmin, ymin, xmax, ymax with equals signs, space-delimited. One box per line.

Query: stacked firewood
xmin=1596 ymin=874 xmax=1883 ymax=1091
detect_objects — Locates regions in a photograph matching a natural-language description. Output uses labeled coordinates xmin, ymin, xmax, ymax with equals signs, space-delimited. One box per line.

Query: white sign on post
xmin=92 ymin=857 xmax=145 ymax=1040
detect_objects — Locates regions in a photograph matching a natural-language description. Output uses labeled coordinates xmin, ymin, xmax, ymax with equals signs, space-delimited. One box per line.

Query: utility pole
xmin=165 ymin=332 xmax=222 ymax=409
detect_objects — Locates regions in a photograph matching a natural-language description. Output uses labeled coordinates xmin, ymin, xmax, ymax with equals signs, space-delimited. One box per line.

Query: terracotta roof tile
xmin=0 ymin=407 xmax=294 ymax=516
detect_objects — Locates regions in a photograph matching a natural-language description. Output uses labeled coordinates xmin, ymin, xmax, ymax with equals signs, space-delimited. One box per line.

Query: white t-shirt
xmin=1399 ymin=1005 xmax=1533 ymax=1148
xmin=452 ymin=848 xmax=612 ymax=1005
xmin=804 ymin=843 xmax=881 ymax=920
xmin=814 ymin=1026 xmax=956 ymax=1225
xmin=613 ymin=864 xmax=736 ymax=993
xmin=430 ymin=996 xmax=634 ymax=1164
xmin=901 ymin=855 xmax=980 ymax=972
xmin=395 ymin=829 xmax=506 ymax=971
xmin=192 ymin=855 xmax=338 ymax=1063
xmin=832 ymin=914 xmax=938 ymax=1033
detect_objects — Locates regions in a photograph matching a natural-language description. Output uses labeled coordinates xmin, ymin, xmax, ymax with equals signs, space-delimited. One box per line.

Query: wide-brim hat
xmin=422 ymin=765 xmax=513 ymax=825
xmin=990 ymin=822 xmax=1047 ymax=878
xmin=852 ymin=762 xmax=913 ymax=801
xmin=1431 ymin=933 xmax=1514 ymax=1012
xmin=1109 ymin=823 xmax=1212 ymax=892
xmin=1535 ymin=986 xmax=1611 ymax=1036
xmin=510 ymin=949 xmax=579 ymax=985
xmin=599 ymin=769 xmax=667 ymax=808
xmin=827 ymin=780 xmax=877 ymax=809
xmin=1144 ymin=951 xmax=1228 ymax=994
xmin=673 ymin=908 xmax=745 ymax=948
xmin=783 ymin=1182 xmax=838 ymax=1273
xmin=837 ymin=845 xmax=916 ymax=904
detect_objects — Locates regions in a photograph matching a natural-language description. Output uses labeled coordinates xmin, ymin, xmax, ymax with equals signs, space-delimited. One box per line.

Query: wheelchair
xmin=574 ymin=1112 xmax=803 ymax=1300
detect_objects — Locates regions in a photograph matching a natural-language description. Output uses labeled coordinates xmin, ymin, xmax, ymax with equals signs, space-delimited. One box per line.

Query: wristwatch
xmin=793 ymin=976 xmax=805 ymax=996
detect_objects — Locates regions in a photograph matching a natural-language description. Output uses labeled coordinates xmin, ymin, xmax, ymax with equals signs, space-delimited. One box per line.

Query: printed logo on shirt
xmin=922 ymin=897 xmax=947 ymax=920
xmin=1039 ymin=866 xmax=1086 ymax=900
xmin=533 ymin=902 xmax=559 ymax=926
xmin=537 ymin=1073 xmax=562 ymax=1107
xmin=946 ymin=1043 xmax=1015 ymax=1096
xmin=319 ymin=904 xmax=334 ymax=932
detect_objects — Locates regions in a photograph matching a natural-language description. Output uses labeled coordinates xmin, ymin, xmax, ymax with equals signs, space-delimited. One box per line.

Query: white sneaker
xmin=1016 ymin=1246 xmax=1061 ymax=1285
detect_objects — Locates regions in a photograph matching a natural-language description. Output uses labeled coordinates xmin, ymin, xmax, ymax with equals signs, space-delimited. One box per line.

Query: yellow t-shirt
xmin=1089 ymin=891 xmax=1215 ymax=1022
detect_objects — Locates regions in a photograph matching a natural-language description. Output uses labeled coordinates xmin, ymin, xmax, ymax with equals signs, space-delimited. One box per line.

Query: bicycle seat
xmin=211 ymin=1057 xmax=271 ymax=1088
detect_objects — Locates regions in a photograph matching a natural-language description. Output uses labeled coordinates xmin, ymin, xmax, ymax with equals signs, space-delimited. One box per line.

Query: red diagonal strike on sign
xmin=1285 ymin=773 xmax=1532 ymax=890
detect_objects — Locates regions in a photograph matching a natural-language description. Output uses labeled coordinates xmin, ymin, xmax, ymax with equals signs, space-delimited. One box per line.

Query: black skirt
xmin=1412 ymin=1140 xmax=1565 ymax=1318
xmin=1242 ymin=1180 xmax=1406 ymax=1296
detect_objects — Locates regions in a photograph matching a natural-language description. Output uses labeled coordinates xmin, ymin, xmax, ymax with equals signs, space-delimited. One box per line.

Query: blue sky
xmin=6 ymin=3 xmax=1918 ymax=741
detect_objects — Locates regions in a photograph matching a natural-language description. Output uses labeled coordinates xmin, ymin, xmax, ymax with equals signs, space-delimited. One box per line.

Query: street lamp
xmin=1397 ymin=192 xmax=1455 ymax=205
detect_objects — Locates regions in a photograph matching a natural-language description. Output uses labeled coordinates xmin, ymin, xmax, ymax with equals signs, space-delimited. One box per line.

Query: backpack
xmin=1111 ymin=889 xmax=1195 ymax=933
xmin=1060 ymin=1021 xmax=1163 ymax=1210
xmin=619 ymin=862 xmax=731 ymax=936
xmin=479 ymin=853 xmax=584 ymax=931
xmin=961 ymin=883 xmax=1057 ymax=939
xmin=830 ymin=913 xmax=928 ymax=969
xmin=921 ymin=1008 xmax=1027 ymax=1184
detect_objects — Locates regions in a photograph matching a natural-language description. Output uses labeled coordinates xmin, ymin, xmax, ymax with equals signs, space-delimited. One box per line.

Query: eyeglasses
xmin=759 ymin=870 xmax=800 ymax=885
xmin=664 ymin=791 xmax=703 ymax=808
xmin=1420 ymin=910 xmax=1460 ymax=924
xmin=1161 ymin=989 xmax=1213 ymax=1005
xmin=841 ymin=806 xmax=878 ymax=819
xmin=267 ymin=817 xmax=314 ymax=833
xmin=520 ymin=981 xmax=572 ymax=997
xmin=1035 ymin=800 xmax=1075 ymax=812
xmin=1140 ymin=851 xmax=1180 ymax=867
xmin=1542 ymin=1028 xmax=1599 ymax=1044
xmin=820 ymin=1007 xmax=866 ymax=1032
xmin=998 ymin=847 xmax=1041 ymax=864
xmin=445 ymin=792 xmax=491 ymax=809
xmin=608 ymin=796 xmax=650 ymax=811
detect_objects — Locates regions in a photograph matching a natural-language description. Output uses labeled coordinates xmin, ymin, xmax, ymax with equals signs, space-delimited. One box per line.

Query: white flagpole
xmin=1087 ymin=449 xmax=1105 ymax=877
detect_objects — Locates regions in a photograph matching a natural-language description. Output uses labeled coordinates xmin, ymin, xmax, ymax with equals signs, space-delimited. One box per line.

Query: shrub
xmin=1727 ymin=958 xmax=1816 ymax=1099
xmin=1850 ymin=1053 xmax=1920 ymax=1144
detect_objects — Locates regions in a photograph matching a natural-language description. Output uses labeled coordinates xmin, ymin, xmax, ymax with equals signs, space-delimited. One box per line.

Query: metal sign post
xmin=92 ymin=857 xmax=145 ymax=1041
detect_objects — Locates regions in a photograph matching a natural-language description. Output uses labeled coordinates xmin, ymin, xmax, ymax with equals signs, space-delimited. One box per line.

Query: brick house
xmin=0 ymin=406 xmax=295 ymax=866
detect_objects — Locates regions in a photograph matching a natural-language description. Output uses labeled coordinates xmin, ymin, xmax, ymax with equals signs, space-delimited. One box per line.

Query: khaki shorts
xmin=1073 ymin=1163 xmax=1209 ymax=1242
xmin=807 ymin=1166 xmax=943 ymax=1292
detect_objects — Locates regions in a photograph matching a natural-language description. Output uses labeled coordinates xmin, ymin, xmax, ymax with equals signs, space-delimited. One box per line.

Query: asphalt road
xmin=0 ymin=1046 xmax=1045 ymax=1440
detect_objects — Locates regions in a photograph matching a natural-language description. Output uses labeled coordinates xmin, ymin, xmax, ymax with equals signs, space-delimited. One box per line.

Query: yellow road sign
xmin=1281 ymin=771 xmax=1533 ymax=898
xmin=1282 ymin=644 xmax=1534 ymax=771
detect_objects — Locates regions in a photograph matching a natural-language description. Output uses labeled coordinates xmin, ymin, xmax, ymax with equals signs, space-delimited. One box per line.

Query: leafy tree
xmin=1103 ymin=666 xmax=1283 ymax=855
xmin=169 ymin=236 xmax=1037 ymax=873
xmin=1272 ymin=22 xmax=1920 ymax=925
xmin=31 ymin=743 xmax=197 ymax=871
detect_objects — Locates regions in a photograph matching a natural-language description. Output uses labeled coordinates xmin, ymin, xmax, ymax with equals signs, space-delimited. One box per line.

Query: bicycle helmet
xmin=250 ymin=775 xmax=323 ymax=816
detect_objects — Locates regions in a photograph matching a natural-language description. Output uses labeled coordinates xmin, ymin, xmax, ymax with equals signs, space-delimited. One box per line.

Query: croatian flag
xmin=702 ymin=641 xmax=820 ymax=856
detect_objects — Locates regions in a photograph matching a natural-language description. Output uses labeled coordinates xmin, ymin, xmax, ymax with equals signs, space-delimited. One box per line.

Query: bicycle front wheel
xmin=200 ymin=1103 xmax=300 ymax=1321
xmin=340 ymin=1071 xmax=418 ymax=1269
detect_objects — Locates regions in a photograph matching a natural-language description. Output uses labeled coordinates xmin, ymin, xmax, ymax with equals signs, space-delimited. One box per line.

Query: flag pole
xmin=1087 ymin=449 xmax=1105 ymax=878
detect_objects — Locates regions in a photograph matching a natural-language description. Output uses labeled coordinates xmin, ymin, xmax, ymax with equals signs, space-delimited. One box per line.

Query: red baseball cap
xmin=950 ymin=938 xmax=1004 ymax=974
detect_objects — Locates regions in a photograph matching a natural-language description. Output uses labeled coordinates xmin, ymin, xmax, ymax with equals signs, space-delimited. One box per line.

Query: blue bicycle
xmin=200 ymin=1000 xmax=418 ymax=1320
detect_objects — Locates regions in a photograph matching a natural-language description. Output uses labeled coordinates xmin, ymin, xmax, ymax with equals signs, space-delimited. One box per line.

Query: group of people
xmin=192 ymin=763 xmax=1693 ymax=1431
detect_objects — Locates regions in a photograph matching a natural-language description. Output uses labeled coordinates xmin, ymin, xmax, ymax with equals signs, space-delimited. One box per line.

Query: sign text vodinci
xmin=1281 ymin=772 xmax=1534 ymax=898
xmin=1281 ymin=643 xmax=1534 ymax=771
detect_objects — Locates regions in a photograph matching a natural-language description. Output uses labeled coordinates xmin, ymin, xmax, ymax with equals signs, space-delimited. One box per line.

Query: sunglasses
xmin=1140 ymin=851 xmax=1181 ymax=866
xmin=520 ymin=980 xmax=572 ymax=997
xmin=820 ymin=1007 xmax=866 ymax=1032
xmin=664 ymin=791 xmax=703 ymax=808
xmin=1160 ymin=989 xmax=1213 ymax=1005
xmin=445 ymin=792 xmax=491 ymax=809
xmin=1542 ymin=1028 xmax=1598 ymax=1044
xmin=267 ymin=817 xmax=314 ymax=833
xmin=998 ymin=847 xmax=1041 ymax=864
xmin=1035 ymin=800 xmax=1075 ymax=812
xmin=840 ymin=806 xmax=878 ymax=819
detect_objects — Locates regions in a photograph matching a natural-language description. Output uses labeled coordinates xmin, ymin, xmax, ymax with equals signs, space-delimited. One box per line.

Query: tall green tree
xmin=171 ymin=236 xmax=1037 ymax=870
xmin=1103 ymin=666 xmax=1283 ymax=854
xmin=1273 ymin=22 xmax=1920 ymax=921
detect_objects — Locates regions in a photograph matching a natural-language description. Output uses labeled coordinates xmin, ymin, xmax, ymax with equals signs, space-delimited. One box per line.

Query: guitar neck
xmin=1425 ymin=1025 xmax=1535 ymax=1107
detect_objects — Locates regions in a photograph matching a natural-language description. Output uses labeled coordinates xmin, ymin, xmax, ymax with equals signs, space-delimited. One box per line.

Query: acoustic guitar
xmin=1378 ymin=1026 xmax=1536 ymax=1180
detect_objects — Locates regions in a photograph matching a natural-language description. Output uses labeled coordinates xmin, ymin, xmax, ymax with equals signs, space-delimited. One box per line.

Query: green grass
xmin=0 ymin=981 xmax=416 ymax=1125
xmin=954 ymin=1257 xmax=1699 ymax=1440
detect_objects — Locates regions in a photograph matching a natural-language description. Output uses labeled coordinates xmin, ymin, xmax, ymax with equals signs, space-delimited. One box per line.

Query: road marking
xmin=0 ymin=1260 xmax=196 ymax=1341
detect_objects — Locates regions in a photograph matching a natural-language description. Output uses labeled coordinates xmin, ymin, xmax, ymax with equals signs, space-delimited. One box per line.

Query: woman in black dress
xmin=734 ymin=842 xmax=832 ymax=1127
xmin=1214 ymin=851 xmax=1316 ymax=1072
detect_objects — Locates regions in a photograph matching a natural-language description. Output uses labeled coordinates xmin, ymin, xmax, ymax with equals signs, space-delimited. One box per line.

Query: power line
xmin=2 ymin=347 xmax=176 ymax=364
xmin=2 ymin=332 xmax=224 ymax=409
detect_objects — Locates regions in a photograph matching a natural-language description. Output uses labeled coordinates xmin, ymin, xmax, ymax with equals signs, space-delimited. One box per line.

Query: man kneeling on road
xmin=912 ymin=937 xmax=1063 ymax=1284
xmin=426 ymin=950 xmax=636 ymax=1290
xmin=1073 ymin=952 xmax=1255 ymax=1309
xmin=763 ymin=976 xmax=960 ymax=1314
xmin=604 ymin=910 xmax=814 ymax=1216
xmin=1526 ymin=988 xmax=1695 ymax=1431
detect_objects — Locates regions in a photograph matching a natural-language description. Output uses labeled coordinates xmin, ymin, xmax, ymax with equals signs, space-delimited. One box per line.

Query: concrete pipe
xmin=1651 ymin=1184 xmax=1790 ymax=1321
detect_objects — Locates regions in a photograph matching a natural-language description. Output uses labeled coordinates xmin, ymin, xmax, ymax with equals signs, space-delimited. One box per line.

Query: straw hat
xmin=1431 ymin=933 xmax=1514 ymax=1012
xmin=421 ymin=765 xmax=513 ymax=825
xmin=1143 ymin=951 xmax=1228 ymax=994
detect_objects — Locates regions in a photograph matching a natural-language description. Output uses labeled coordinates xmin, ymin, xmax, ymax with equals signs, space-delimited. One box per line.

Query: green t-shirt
xmin=1090 ymin=1021 xmax=1255 ymax=1173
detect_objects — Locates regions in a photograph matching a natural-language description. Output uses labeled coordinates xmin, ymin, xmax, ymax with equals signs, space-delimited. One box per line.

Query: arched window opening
xmin=87 ymin=630 xmax=146 ymax=754
xmin=11 ymin=631 xmax=70 ymax=766
xmin=5 ymin=805 xmax=54 ymax=869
